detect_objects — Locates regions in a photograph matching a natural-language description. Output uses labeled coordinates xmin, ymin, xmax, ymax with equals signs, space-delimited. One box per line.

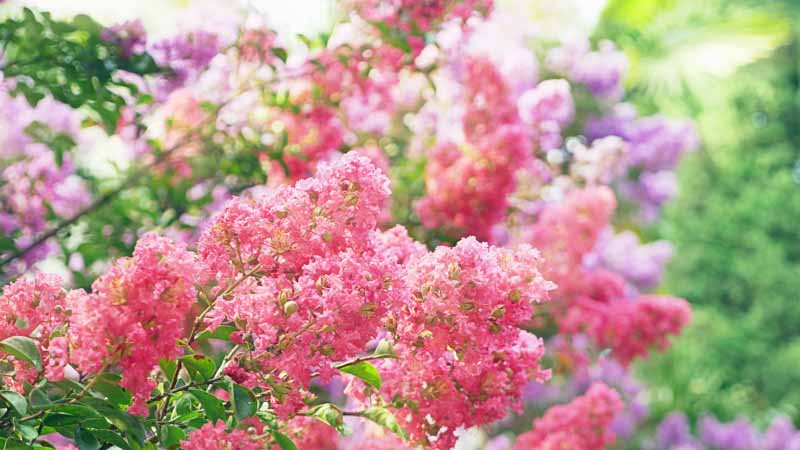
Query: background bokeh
xmin=594 ymin=0 xmax=800 ymax=444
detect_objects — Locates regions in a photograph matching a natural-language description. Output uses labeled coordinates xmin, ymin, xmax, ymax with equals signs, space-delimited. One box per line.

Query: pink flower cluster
xmin=523 ymin=187 xmax=617 ymax=294
xmin=198 ymin=155 xmax=552 ymax=444
xmin=67 ymin=233 xmax=200 ymax=414
xmin=561 ymin=295 xmax=691 ymax=366
xmin=282 ymin=416 xmax=340 ymax=450
xmin=182 ymin=420 xmax=261 ymax=450
xmin=0 ymin=273 xmax=68 ymax=390
xmin=345 ymin=0 xmax=493 ymax=33
xmin=199 ymin=153 xmax=404 ymax=415
xmin=279 ymin=106 xmax=344 ymax=180
xmin=374 ymin=238 xmax=552 ymax=449
xmin=519 ymin=187 xmax=690 ymax=366
xmin=514 ymin=382 xmax=624 ymax=450
xmin=417 ymin=57 xmax=531 ymax=240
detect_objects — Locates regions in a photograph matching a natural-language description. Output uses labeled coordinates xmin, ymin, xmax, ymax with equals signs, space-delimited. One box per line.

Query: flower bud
xmin=283 ymin=300 xmax=298 ymax=315
xmin=491 ymin=306 xmax=506 ymax=319
xmin=447 ymin=262 xmax=461 ymax=280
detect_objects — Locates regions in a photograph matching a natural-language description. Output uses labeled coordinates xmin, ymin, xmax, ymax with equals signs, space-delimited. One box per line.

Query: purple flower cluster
xmin=0 ymin=89 xmax=91 ymax=274
xmin=546 ymin=38 xmax=628 ymax=102
xmin=150 ymin=30 xmax=221 ymax=99
xmin=654 ymin=412 xmax=800 ymax=450
xmin=101 ymin=19 xmax=147 ymax=58
xmin=585 ymin=103 xmax=698 ymax=222
xmin=593 ymin=230 xmax=675 ymax=291
xmin=586 ymin=103 xmax=698 ymax=173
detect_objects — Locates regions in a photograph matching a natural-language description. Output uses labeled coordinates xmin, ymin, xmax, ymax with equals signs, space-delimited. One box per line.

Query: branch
xmin=156 ymin=264 xmax=261 ymax=425
xmin=0 ymin=139 xmax=187 ymax=268
xmin=147 ymin=375 xmax=225 ymax=404
xmin=332 ymin=353 xmax=396 ymax=369
xmin=308 ymin=352 xmax=397 ymax=378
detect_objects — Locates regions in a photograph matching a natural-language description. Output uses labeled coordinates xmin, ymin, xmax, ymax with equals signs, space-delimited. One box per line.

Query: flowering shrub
xmin=0 ymin=1 xmax=697 ymax=449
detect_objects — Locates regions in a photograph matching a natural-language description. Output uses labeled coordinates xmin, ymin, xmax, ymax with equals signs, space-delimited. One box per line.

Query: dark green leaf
xmin=181 ymin=354 xmax=216 ymax=382
xmin=229 ymin=383 xmax=256 ymax=421
xmin=93 ymin=374 xmax=132 ymax=407
xmin=271 ymin=47 xmax=288 ymax=63
xmin=272 ymin=431 xmax=298 ymax=450
xmin=16 ymin=423 xmax=38 ymax=441
xmin=188 ymin=389 xmax=225 ymax=423
xmin=160 ymin=424 xmax=186 ymax=448
xmin=43 ymin=413 xmax=82 ymax=428
xmin=89 ymin=403 xmax=146 ymax=446
xmin=159 ymin=359 xmax=177 ymax=381
xmin=90 ymin=429 xmax=131 ymax=450
xmin=195 ymin=325 xmax=237 ymax=342
xmin=29 ymin=387 xmax=53 ymax=410
xmin=75 ymin=426 xmax=101 ymax=450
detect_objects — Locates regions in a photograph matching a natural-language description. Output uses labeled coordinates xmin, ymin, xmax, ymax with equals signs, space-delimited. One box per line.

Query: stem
xmin=0 ymin=138 xmax=186 ymax=268
xmin=147 ymin=375 xmax=225 ymax=404
xmin=210 ymin=344 xmax=242 ymax=382
xmin=332 ymin=353 xmax=397 ymax=370
xmin=156 ymin=264 xmax=261 ymax=426
xmin=309 ymin=352 xmax=397 ymax=378
xmin=0 ymin=88 xmax=246 ymax=270
xmin=16 ymin=364 xmax=110 ymax=423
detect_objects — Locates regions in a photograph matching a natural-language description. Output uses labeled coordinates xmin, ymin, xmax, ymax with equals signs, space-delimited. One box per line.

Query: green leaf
xmin=361 ymin=406 xmax=408 ymax=440
xmin=16 ymin=423 xmax=38 ymax=441
xmin=229 ymin=383 xmax=256 ymax=421
xmin=93 ymin=374 xmax=132 ymax=407
xmin=188 ymin=389 xmax=225 ymax=423
xmin=0 ymin=390 xmax=28 ymax=416
xmin=337 ymin=361 xmax=381 ymax=390
xmin=272 ymin=431 xmax=299 ymax=450
xmin=271 ymin=47 xmax=288 ymax=63
xmin=195 ymin=325 xmax=237 ymax=342
xmin=0 ymin=336 xmax=43 ymax=370
xmin=372 ymin=21 xmax=411 ymax=53
xmin=86 ymin=401 xmax=146 ymax=446
xmin=29 ymin=387 xmax=53 ymax=410
xmin=90 ymin=429 xmax=131 ymax=450
xmin=52 ymin=403 xmax=101 ymax=419
xmin=159 ymin=359 xmax=178 ymax=381
xmin=0 ymin=236 xmax=16 ymax=253
xmin=160 ymin=424 xmax=186 ymax=448
xmin=181 ymin=354 xmax=217 ymax=382
xmin=307 ymin=403 xmax=345 ymax=433
xmin=0 ymin=438 xmax=41 ymax=450
xmin=23 ymin=121 xmax=77 ymax=166
xmin=603 ymin=0 xmax=677 ymax=28
xmin=43 ymin=413 xmax=84 ymax=427
xmin=75 ymin=426 xmax=101 ymax=450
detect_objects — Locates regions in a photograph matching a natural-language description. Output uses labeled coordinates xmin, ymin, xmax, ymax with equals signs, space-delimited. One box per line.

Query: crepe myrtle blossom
xmin=0 ymin=1 xmax=699 ymax=448
xmin=514 ymin=382 xmax=624 ymax=450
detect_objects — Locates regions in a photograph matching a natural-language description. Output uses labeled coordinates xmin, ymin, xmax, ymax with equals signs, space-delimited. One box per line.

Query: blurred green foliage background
xmin=597 ymin=0 xmax=800 ymax=434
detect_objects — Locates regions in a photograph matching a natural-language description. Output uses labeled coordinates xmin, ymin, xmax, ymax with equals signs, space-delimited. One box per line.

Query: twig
xmin=147 ymin=375 xmax=225 ymax=404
